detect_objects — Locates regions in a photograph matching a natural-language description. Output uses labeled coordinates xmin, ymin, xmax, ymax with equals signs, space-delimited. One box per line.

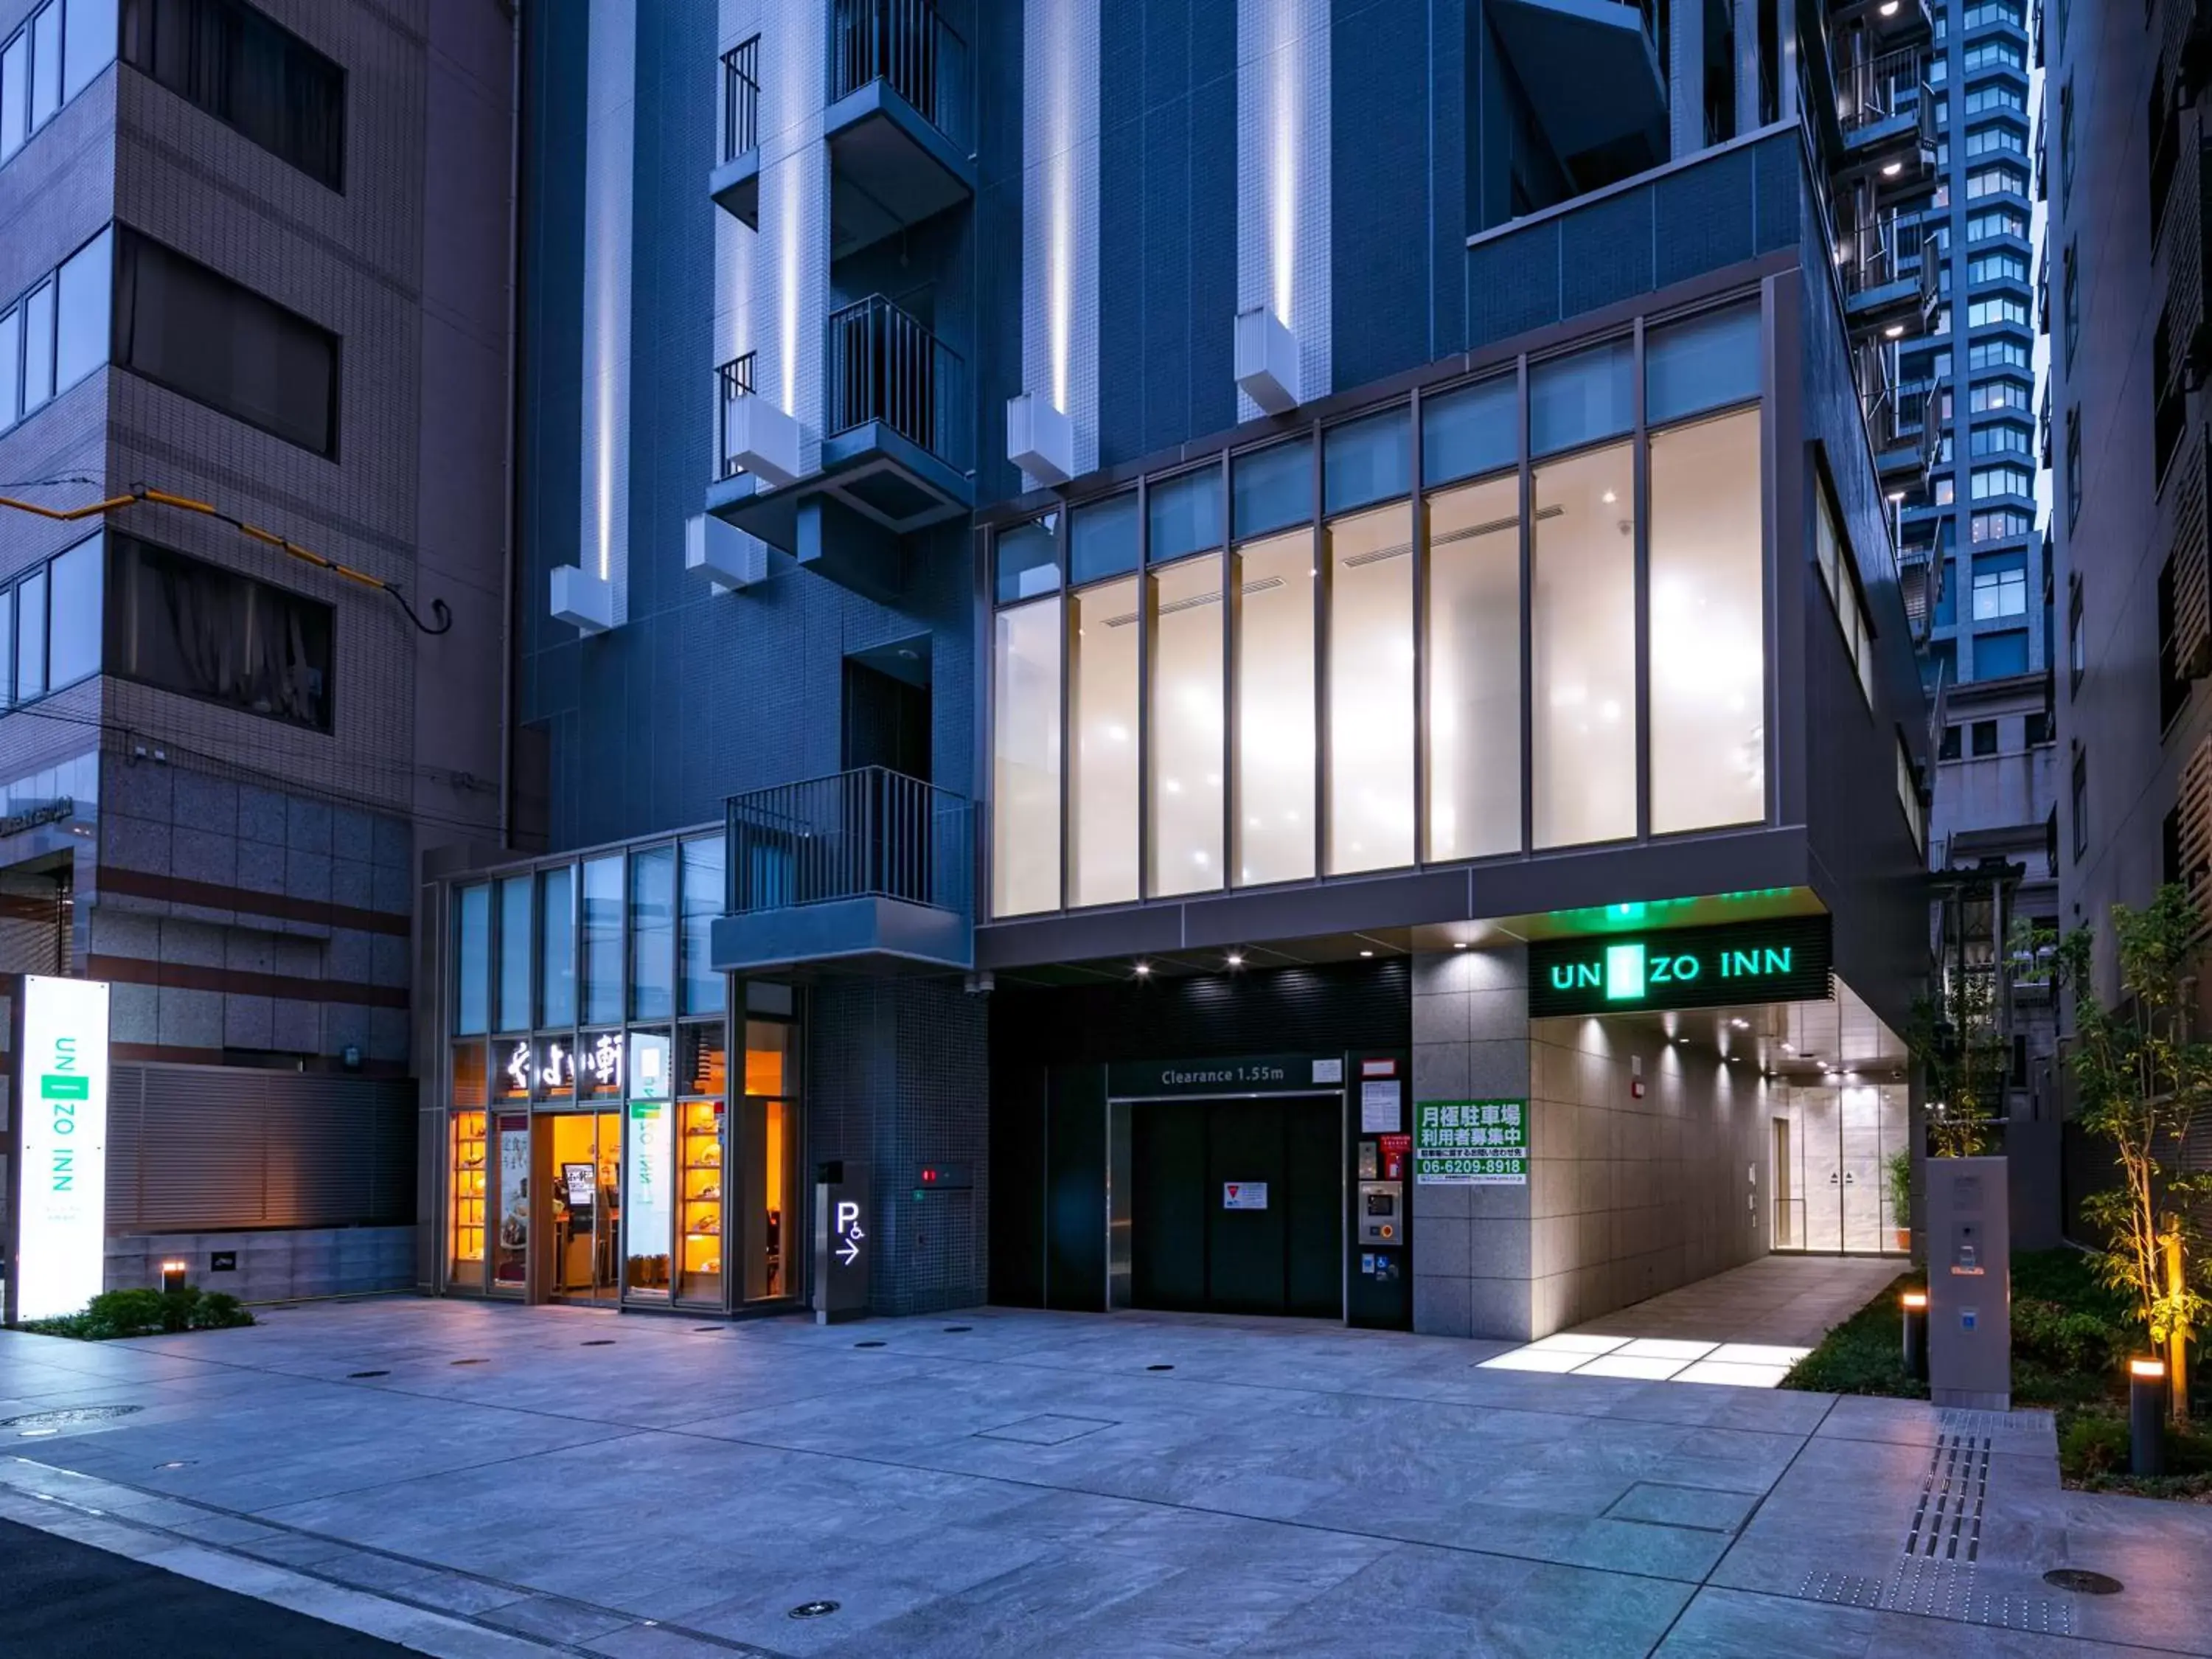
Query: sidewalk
xmin=0 ymin=1296 xmax=2205 ymax=1656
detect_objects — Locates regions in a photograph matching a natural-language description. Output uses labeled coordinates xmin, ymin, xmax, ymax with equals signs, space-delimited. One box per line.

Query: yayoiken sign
xmin=1526 ymin=917 xmax=1833 ymax=1018
xmin=13 ymin=975 xmax=111 ymax=1323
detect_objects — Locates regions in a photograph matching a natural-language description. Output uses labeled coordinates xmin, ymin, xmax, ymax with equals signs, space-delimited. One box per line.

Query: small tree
xmin=2060 ymin=885 xmax=2212 ymax=1423
xmin=1910 ymin=959 xmax=2008 ymax=1158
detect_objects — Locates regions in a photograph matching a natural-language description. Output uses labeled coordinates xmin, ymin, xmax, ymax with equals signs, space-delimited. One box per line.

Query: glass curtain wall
xmin=984 ymin=297 xmax=1773 ymax=918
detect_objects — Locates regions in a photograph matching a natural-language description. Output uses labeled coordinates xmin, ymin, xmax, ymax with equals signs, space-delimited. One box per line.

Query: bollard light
xmin=1900 ymin=1290 xmax=1929 ymax=1380
xmin=160 ymin=1259 xmax=189 ymax=1293
xmin=2129 ymin=1358 xmax=2168 ymax=1478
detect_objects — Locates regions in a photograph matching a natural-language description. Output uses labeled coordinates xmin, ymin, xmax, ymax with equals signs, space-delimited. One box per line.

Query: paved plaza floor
xmin=0 ymin=1275 xmax=2207 ymax=1657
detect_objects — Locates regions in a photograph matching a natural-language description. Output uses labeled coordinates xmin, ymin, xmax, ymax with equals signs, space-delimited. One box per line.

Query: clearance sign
xmin=14 ymin=976 xmax=111 ymax=1322
xmin=1527 ymin=917 xmax=1832 ymax=1018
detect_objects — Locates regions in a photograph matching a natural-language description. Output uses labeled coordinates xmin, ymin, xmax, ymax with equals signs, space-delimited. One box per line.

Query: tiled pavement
xmin=0 ymin=1279 xmax=2205 ymax=1657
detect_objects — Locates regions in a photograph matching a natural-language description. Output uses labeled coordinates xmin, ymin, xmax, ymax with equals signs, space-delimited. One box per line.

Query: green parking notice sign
xmin=1414 ymin=1099 xmax=1527 ymax=1186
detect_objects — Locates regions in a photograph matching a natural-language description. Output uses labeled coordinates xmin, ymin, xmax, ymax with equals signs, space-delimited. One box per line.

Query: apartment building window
xmin=118 ymin=0 xmax=344 ymax=189
xmin=113 ymin=228 xmax=338 ymax=456
xmin=1978 ymin=629 xmax=2030 ymax=677
xmin=1936 ymin=558 xmax=1958 ymax=626
xmin=0 ymin=0 xmax=114 ymax=161
xmin=1972 ymin=553 xmax=2028 ymax=620
xmin=2065 ymin=408 xmax=2083 ymax=529
xmin=1815 ymin=474 xmax=1879 ymax=712
xmin=102 ymin=530 xmax=334 ymax=731
xmin=2025 ymin=711 xmax=2053 ymax=745
xmin=1972 ymin=720 xmax=2000 ymax=757
xmin=1971 ymin=422 xmax=2034 ymax=458
xmin=2157 ymin=552 xmax=2190 ymax=731
xmin=2150 ymin=61 xmax=2178 ymax=239
xmin=1971 ymin=462 xmax=2035 ymax=500
xmin=1935 ymin=476 xmax=1956 ymax=505
xmin=1964 ymin=39 xmax=2024 ymax=72
xmin=1967 ymin=251 xmax=2029 ymax=286
xmin=2059 ymin=245 xmax=2078 ymax=371
xmin=1940 ymin=725 xmax=1963 ymax=759
xmin=2058 ymin=83 xmax=2075 ymax=211
xmin=1972 ymin=508 xmax=2034 ymax=542
xmin=1896 ymin=737 xmax=1927 ymax=852
xmin=1967 ymin=296 xmax=2030 ymax=329
xmin=1961 ymin=0 xmax=2023 ymax=22
xmin=1966 ymin=206 xmax=2028 ymax=242
xmin=1969 ymin=379 xmax=2031 ymax=414
xmin=2068 ymin=573 xmax=2085 ymax=692
xmin=1971 ymin=338 xmax=2032 ymax=373
xmin=2071 ymin=748 xmax=2087 ymax=860
xmin=1964 ymin=124 xmax=2025 ymax=159
xmin=1965 ymin=82 xmax=2025 ymax=116
xmin=0 ymin=532 xmax=102 ymax=709
xmin=0 ymin=227 xmax=111 ymax=432
xmin=2154 ymin=308 xmax=2185 ymax=484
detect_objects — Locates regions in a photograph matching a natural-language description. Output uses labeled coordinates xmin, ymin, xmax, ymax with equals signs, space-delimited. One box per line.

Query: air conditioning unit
xmin=722 ymin=394 xmax=803 ymax=487
xmin=1006 ymin=392 xmax=1073 ymax=484
xmin=549 ymin=565 xmax=613 ymax=633
xmin=1234 ymin=304 xmax=1301 ymax=414
xmin=686 ymin=515 xmax=768 ymax=591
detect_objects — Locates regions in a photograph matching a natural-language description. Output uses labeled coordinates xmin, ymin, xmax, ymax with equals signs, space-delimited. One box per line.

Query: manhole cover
xmin=3 ymin=1405 xmax=144 ymax=1431
xmin=854 ymin=1340 xmax=886 ymax=1349
xmin=1147 ymin=1364 xmax=1174 ymax=1372
xmin=788 ymin=1601 xmax=841 ymax=1620
xmin=581 ymin=1339 xmax=616 ymax=1346
xmin=347 ymin=1370 xmax=390 ymax=1380
xmin=450 ymin=1358 xmax=488 ymax=1367
xmin=2045 ymin=1570 xmax=2124 ymax=1596
xmin=943 ymin=1325 xmax=973 ymax=1333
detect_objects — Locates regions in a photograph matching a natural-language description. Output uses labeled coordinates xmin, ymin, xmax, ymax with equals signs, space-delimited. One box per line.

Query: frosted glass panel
xmin=1326 ymin=502 xmax=1415 ymax=874
xmin=1234 ymin=529 xmax=1315 ymax=887
xmin=1068 ymin=577 xmax=1140 ymax=907
xmin=1148 ymin=553 xmax=1223 ymax=896
xmin=1425 ymin=473 xmax=1521 ymax=861
xmin=992 ymin=597 xmax=1062 ymax=916
xmin=1649 ymin=408 xmax=1765 ymax=832
xmin=1531 ymin=443 xmax=1635 ymax=847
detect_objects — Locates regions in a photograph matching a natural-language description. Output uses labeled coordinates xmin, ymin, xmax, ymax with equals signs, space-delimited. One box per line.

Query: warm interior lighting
xmin=1901 ymin=1290 xmax=1928 ymax=1310
xmin=2131 ymin=1357 xmax=2168 ymax=1380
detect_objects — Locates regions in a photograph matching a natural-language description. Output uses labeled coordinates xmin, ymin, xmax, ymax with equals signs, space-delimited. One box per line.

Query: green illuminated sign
xmin=1528 ymin=917 xmax=1832 ymax=1016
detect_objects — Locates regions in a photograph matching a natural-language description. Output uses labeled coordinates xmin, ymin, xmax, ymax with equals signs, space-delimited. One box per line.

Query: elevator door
xmin=1130 ymin=1095 xmax=1341 ymax=1318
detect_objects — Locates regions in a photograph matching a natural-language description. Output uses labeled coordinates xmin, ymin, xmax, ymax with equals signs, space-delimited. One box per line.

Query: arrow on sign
xmin=838 ymin=1237 xmax=860 ymax=1266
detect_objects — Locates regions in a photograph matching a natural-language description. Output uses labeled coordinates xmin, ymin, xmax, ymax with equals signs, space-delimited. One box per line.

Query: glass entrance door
xmin=542 ymin=1111 xmax=622 ymax=1304
xmin=1770 ymin=1082 xmax=1906 ymax=1254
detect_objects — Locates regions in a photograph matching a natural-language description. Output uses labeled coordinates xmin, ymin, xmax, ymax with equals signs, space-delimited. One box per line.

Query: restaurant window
xmin=991 ymin=595 xmax=1060 ymax=914
xmin=1644 ymin=304 xmax=1760 ymax=425
xmin=1323 ymin=406 xmax=1410 ymax=516
xmin=119 ymin=0 xmax=344 ymax=189
xmin=1531 ymin=441 xmax=1636 ymax=846
xmin=1234 ymin=527 xmax=1315 ymax=886
xmin=1150 ymin=551 xmax=1224 ymax=895
xmin=1234 ymin=439 xmax=1311 ymax=538
xmin=580 ymin=855 xmax=622 ymax=1025
xmin=1425 ymin=470 xmax=1520 ymax=861
xmin=1422 ymin=374 xmax=1515 ymax=487
xmin=453 ymin=883 xmax=490 ymax=1035
xmin=677 ymin=1022 xmax=726 ymax=1304
xmin=495 ymin=875 xmax=530 ymax=1033
xmin=1530 ymin=338 xmax=1633 ymax=456
xmin=994 ymin=515 xmax=1058 ymax=604
xmin=449 ymin=1043 xmax=487 ymax=1284
xmin=1068 ymin=490 xmax=1138 ymax=584
xmin=1326 ymin=500 xmax=1415 ymax=873
xmin=1150 ymin=465 xmax=1224 ymax=564
xmin=740 ymin=1017 xmax=799 ymax=1301
xmin=678 ymin=836 xmax=725 ymax=1014
xmin=539 ymin=863 xmax=576 ymax=1028
xmin=629 ymin=846 xmax=674 ymax=1021
xmin=1068 ymin=572 xmax=1141 ymax=903
xmin=102 ymin=530 xmax=333 ymax=730
xmin=1649 ymin=406 xmax=1765 ymax=833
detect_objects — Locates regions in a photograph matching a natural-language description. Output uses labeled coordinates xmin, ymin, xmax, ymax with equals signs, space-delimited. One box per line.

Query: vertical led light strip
xmin=755 ymin=0 xmax=827 ymax=470
xmin=580 ymin=0 xmax=639 ymax=627
xmin=15 ymin=975 xmax=111 ymax=1323
xmin=1022 ymin=0 xmax=1100 ymax=483
xmin=1237 ymin=0 xmax=1330 ymax=422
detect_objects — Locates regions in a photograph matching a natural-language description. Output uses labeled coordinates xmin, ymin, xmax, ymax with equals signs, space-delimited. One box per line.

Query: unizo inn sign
xmin=12 ymin=975 xmax=111 ymax=1324
xmin=1527 ymin=917 xmax=1832 ymax=1018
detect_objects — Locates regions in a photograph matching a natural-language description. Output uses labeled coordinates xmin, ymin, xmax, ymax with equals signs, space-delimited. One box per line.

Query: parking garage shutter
xmin=105 ymin=1064 xmax=415 ymax=1232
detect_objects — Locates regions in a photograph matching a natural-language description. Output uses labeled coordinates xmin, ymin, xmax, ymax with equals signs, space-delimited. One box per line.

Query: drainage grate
xmin=1903 ymin=1431 xmax=1990 ymax=1562
xmin=347 ymin=1371 xmax=391 ymax=1380
xmin=3 ymin=1405 xmax=145 ymax=1430
xmin=2045 ymin=1569 xmax=2124 ymax=1596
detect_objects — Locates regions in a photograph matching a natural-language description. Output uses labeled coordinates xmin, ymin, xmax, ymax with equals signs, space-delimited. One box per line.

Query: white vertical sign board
xmin=17 ymin=976 xmax=111 ymax=1321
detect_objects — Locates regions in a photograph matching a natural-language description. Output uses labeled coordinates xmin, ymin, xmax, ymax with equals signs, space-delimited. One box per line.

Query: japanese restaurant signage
xmin=1526 ymin=917 xmax=1832 ymax=1018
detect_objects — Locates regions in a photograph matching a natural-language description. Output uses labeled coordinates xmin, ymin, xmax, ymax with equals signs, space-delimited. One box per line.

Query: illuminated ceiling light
xmin=1225 ymin=952 xmax=1245 ymax=967
xmin=1453 ymin=940 xmax=1469 ymax=950
xmin=1600 ymin=489 xmax=1618 ymax=504
xmin=1730 ymin=1018 xmax=1749 ymax=1029
xmin=1879 ymin=1 xmax=1899 ymax=13
xmin=1884 ymin=323 xmax=1906 ymax=338
xmin=1882 ymin=161 xmax=1904 ymax=177
xmin=1133 ymin=961 xmax=1151 ymax=977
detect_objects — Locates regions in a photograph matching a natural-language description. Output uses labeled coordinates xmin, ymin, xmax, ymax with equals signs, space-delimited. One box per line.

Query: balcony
xmin=709 ymin=296 xmax=971 ymax=599
xmin=1827 ymin=0 xmax=1933 ymax=46
xmin=1839 ymin=214 xmax=1938 ymax=343
xmin=1874 ymin=378 xmax=1943 ymax=493
xmin=714 ymin=352 xmax=757 ymax=482
xmin=1484 ymin=0 xmax=1666 ymax=187
xmin=1837 ymin=47 xmax=1936 ymax=189
xmin=827 ymin=0 xmax=975 ymax=260
xmin=710 ymin=36 xmax=762 ymax=226
xmin=712 ymin=767 xmax=974 ymax=976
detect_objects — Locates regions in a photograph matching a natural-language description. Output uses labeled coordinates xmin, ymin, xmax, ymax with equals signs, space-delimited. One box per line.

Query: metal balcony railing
xmin=1840 ymin=45 xmax=1930 ymax=136
xmin=829 ymin=0 xmax=972 ymax=150
xmin=827 ymin=295 xmax=970 ymax=471
xmin=722 ymin=35 xmax=760 ymax=161
xmin=726 ymin=766 xmax=973 ymax=920
xmin=714 ymin=352 xmax=757 ymax=482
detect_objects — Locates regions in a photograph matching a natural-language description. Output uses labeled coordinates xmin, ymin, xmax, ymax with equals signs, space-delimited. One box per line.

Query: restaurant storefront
xmin=437 ymin=830 xmax=806 ymax=1315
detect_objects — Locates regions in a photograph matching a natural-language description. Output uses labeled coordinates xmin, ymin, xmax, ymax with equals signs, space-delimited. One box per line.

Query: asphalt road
xmin=0 ymin=1517 xmax=420 ymax=1658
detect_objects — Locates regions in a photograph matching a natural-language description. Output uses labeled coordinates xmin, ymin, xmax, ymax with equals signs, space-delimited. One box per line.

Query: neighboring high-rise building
xmin=2051 ymin=0 xmax=2211 ymax=993
xmin=422 ymin=1 xmax=1938 ymax=1339
xmin=0 ymin=0 xmax=513 ymax=1300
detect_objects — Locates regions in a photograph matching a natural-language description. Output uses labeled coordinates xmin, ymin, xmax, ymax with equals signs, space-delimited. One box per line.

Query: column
xmin=1671 ymin=0 xmax=1706 ymax=157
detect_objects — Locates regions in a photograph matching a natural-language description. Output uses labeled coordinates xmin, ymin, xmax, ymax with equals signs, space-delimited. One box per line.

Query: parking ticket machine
xmin=1348 ymin=1052 xmax=1411 ymax=1329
